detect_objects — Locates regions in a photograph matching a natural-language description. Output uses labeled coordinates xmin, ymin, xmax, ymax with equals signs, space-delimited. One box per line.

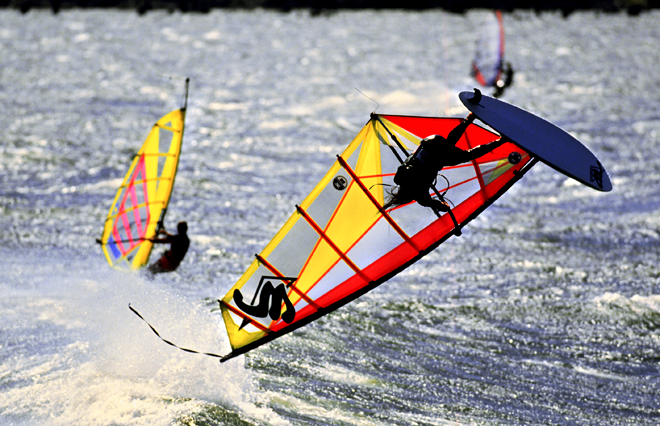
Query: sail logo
xmin=590 ymin=161 xmax=604 ymax=189
xmin=234 ymin=275 xmax=297 ymax=329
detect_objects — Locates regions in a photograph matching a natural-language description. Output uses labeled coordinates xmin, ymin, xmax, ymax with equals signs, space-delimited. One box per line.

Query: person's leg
xmin=415 ymin=190 xmax=450 ymax=212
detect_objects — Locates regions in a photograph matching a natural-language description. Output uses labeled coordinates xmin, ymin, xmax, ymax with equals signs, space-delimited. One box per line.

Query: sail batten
xmin=337 ymin=155 xmax=421 ymax=253
xmin=296 ymin=204 xmax=373 ymax=283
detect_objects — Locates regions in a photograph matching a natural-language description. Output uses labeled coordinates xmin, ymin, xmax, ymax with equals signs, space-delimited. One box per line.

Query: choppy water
xmin=1 ymin=8 xmax=660 ymax=426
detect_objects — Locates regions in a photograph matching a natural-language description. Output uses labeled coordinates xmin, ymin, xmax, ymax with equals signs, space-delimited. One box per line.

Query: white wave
xmin=0 ymin=248 xmax=287 ymax=426
xmin=592 ymin=292 xmax=660 ymax=315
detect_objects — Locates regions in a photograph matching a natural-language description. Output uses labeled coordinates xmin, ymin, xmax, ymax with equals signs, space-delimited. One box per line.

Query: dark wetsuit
xmin=393 ymin=118 xmax=503 ymax=212
xmin=148 ymin=232 xmax=190 ymax=274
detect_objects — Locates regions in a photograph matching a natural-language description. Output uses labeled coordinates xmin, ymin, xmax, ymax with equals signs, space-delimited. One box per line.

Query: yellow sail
xmin=99 ymin=84 xmax=188 ymax=270
xmin=219 ymin=113 xmax=536 ymax=361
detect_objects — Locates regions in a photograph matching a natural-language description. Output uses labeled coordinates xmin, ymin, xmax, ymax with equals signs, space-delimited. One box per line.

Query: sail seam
xmin=129 ymin=183 xmax=144 ymax=237
xmin=119 ymin=176 xmax=172 ymax=188
xmin=336 ymin=155 xmax=422 ymax=253
xmin=156 ymin=124 xmax=181 ymax=133
xmin=295 ymin=205 xmax=372 ymax=283
xmin=140 ymin=153 xmax=178 ymax=158
xmin=105 ymin=201 xmax=166 ymax=222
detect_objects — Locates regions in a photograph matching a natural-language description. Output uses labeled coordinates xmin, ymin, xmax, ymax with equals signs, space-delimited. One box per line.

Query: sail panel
xmin=348 ymin=218 xmax=407 ymax=269
xmin=266 ymin=215 xmax=324 ymax=278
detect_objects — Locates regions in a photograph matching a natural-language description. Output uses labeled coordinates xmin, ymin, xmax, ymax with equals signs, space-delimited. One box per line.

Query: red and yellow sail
xmin=472 ymin=10 xmax=506 ymax=87
xmin=220 ymin=114 xmax=535 ymax=361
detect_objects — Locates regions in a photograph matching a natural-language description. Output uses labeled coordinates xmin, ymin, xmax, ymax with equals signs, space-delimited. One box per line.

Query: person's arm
xmin=462 ymin=136 xmax=507 ymax=160
xmin=149 ymin=230 xmax=174 ymax=244
xmin=446 ymin=113 xmax=476 ymax=145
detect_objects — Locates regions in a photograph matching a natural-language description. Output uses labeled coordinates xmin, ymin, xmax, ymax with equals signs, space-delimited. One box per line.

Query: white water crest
xmin=0 ymin=248 xmax=285 ymax=425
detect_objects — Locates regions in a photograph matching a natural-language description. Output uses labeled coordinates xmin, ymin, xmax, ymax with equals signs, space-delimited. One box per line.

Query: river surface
xmin=1 ymin=8 xmax=659 ymax=426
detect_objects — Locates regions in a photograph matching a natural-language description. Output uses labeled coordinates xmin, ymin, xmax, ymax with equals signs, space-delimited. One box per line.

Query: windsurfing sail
xmin=471 ymin=11 xmax=506 ymax=88
xmin=219 ymin=112 xmax=537 ymax=361
xmin=99 ymin=79 xmax=189 ymax=270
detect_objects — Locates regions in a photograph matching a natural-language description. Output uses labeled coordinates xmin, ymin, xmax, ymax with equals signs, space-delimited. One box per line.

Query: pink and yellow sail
xmin=99 ymin=80 xmax=188 ymax=270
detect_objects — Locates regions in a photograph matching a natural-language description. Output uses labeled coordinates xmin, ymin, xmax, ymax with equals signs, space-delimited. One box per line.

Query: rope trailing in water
xmin=128 ymin=303 xmax=225 ymax=360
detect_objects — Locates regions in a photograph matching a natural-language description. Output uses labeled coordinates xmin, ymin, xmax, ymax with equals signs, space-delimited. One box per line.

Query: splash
xmin=0 ymin=247 xmax=287 ymax=426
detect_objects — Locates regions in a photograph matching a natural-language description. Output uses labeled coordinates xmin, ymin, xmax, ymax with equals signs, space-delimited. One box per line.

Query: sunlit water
xmin=1 ymin=8 xmax=660 ymax=426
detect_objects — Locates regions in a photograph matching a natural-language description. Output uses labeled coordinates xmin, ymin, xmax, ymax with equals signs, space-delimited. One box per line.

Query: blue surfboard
xmin=459 ymin=90 xmax=612 ymax=192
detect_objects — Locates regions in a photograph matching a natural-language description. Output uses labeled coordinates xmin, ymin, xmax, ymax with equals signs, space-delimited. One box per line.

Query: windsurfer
xmin=493 ymin=62 xmax=514 ymax=98
xmin=147 ymin=221 xmax=190 ymax=274
xmin=383 ymin=113 xmax=505 ymax=213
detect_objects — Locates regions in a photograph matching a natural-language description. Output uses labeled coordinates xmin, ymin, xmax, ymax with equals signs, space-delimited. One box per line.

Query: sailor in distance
xmin=147 ymin=221 xmax=190 ymax=274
